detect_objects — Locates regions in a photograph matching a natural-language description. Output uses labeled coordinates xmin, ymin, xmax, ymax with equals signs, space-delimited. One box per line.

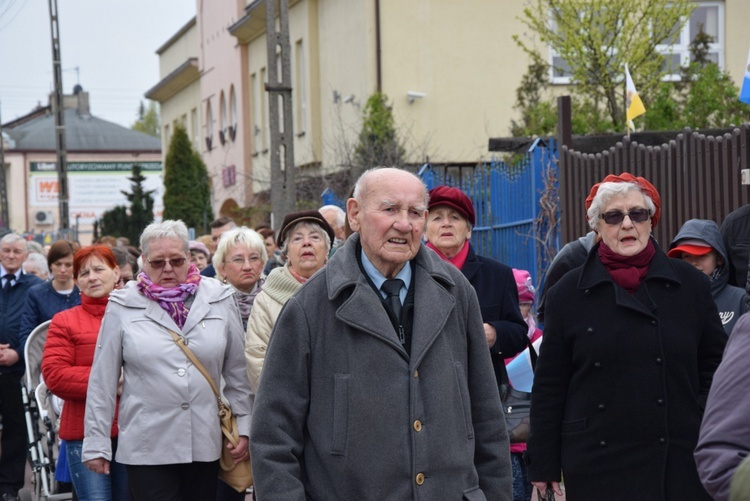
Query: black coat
xmin=461 ymin=245 xmax=527 ymax=388
xmin=527 ymin=241 xmax=726 ymax=500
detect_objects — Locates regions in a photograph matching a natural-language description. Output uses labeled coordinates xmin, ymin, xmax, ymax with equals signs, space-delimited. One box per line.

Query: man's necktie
xmin=381 ymin=278 xmax=404 ymax=321
xmin=3 ymin=274 xmax=14 ymax=292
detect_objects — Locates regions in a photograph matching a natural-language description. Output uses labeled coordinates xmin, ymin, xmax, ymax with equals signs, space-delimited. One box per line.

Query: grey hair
xmin=352 ymin=167 xmax=430 ymax=207
xmin=279 ymin=221 xmax=332 ymax=256
xmin=319 ymin=205 xmax=346 ymax=227
xmin=586 ymin=181 xmax=656 ymax=230
xmin=0 ymin=233 xmax=25 ymax=247
xmin=140 ymin=220 xmax=190 ymax=257
xmin=212 ymin=227 xmax=268 ymax=275
xmin=24 ymin=253 xmax=49 ymax=279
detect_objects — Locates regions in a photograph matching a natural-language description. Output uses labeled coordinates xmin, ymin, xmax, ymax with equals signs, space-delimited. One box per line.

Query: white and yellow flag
xmin=625 ymin=63 xmax=646 ymax=131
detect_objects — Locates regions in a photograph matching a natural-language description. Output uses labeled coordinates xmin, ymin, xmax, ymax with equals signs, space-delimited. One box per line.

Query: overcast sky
xmin=0 ymin=0 xmax=195 ymax=128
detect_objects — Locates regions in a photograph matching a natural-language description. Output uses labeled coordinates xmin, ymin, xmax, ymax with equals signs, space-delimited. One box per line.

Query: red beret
xmin=427 ymin=186 xmax=476 ymax=226
xmin=585 ymin=173 xmax=661 ymax=228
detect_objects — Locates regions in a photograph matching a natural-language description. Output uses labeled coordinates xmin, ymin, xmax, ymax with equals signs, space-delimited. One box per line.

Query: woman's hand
xmin=84 ymin=458 xmax=110 ymax=475
xmin=532 ymin=481 xmax=562 ymax=498
xmin=226 ymin=436 xmax=250 ymax=464
xmin=483 ymin=323 xmax=497 ymax=348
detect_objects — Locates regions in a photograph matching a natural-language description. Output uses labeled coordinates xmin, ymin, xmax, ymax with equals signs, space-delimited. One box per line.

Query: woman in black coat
xmin=527 ymin=173 xmax=726 ymax=500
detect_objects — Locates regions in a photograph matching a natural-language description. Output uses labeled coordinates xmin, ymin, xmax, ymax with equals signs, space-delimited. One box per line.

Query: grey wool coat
xmin=250 ymin=234 xmax=512 ymax=501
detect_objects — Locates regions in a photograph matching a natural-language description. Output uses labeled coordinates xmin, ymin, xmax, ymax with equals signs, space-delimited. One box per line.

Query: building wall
xmin=159 ymin=19 xmax=198 ymax=80
xmin=161 ymin=82 xmax=202 ymax=153
xmin=198 ymin=0 xmax=253 ymax=216
xmin=725 ymin=0 xmax=750 ymax=86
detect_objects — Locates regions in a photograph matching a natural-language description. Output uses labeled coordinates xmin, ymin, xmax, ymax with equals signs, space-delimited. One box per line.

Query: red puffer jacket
xmin=42 ymin=294 xmax=118 ymax=440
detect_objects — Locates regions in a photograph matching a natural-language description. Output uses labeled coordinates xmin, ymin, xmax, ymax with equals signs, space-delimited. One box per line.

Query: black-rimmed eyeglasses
xmin=600 ymin=208 xmax=650 ymax=225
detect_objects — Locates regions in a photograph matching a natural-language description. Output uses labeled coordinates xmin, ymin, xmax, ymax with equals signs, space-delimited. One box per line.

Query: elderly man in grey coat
xmin=250 ymin=167 xmax=512 ymax=500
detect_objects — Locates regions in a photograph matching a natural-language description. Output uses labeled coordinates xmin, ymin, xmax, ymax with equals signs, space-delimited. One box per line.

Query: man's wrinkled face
xmin=347 ymin=169 xmax=427 ymax=278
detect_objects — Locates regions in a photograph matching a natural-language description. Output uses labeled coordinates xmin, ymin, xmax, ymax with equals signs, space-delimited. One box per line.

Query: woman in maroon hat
xmin=245 ymin=210 xmax=334 ymax=393
xmin=527 ymin=173 xmax=726 ymax=500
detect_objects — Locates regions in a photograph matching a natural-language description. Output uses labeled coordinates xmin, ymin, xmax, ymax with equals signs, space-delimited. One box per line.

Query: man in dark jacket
xmin=0 ymin=233 xmax=42 ymax=500
xmin=250 ymin=168 xmax=512 ymax=500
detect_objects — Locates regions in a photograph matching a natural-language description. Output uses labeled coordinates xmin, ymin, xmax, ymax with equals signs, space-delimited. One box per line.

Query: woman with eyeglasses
xmin=213 ymin=227 xmax=268 ymax=331
xmin=527 ymin=173 xmax=727 ymax=500
xmin=80 ymin=220 xmax=253 ymax=501
xmin=245 ymin=210 xmax=333 ymax=393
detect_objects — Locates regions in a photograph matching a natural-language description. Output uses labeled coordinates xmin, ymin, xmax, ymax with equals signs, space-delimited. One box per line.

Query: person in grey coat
xmin=668 ymin=218 xmax=748 ymax=334
xmin=82 ymin=220 xmax=252 ymax=501
xmin=250 ymin=167 xmax=512 ymax=500
xmin=695 ymin=312 xmax=750 ymax=501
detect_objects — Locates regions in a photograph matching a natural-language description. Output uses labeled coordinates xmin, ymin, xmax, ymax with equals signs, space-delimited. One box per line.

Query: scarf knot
xmin=137 ymin=264 xmax=202 ymax=329
xmin=597 ymin=239 xmax=655 ymax=294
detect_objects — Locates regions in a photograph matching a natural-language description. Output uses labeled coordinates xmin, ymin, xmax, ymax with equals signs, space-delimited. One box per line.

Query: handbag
xmin=168 ymin=330 xmax=254 ymax=493
xmin=500 ymin=335 xmax=538 ymax=443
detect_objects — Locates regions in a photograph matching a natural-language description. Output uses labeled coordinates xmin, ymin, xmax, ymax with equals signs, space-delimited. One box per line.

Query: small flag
xmin=740 ymin=46 xmax=750 ymax=106
xmin=625 ymin=64 xmax=646 ymax=131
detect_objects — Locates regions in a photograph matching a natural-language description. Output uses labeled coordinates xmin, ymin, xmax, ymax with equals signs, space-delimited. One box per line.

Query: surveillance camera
xmin=407 ymin=91 xmax=426 ymax=103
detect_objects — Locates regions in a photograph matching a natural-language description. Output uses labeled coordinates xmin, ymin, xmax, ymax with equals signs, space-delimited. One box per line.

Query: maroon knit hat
xmin=427 ymin=186 xmax=476 ymax=226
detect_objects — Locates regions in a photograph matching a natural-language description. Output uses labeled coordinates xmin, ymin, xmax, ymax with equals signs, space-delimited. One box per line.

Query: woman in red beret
xmin=527 ymin=173 xmax=726 ymax=500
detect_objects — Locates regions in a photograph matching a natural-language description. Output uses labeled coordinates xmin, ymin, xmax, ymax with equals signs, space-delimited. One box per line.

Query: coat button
xmin=413 ymin=420 xmax=422 ymax=432
xmin=659 ymin=437 xmax=667 ymax=445
xmin=655 ymin=357 xmax=663 ymax=365
xmin=599 ymin=441 xmax=607 ymax=448
xmin=177 ymin=368 xmax=186 ymax=377
xmin=657 ymin=398 xmax=664 ymax=406
xmin=587 ymin=327 xmax=594 ymax=335
xmin=598 ymin=403 xmax=606 ymax=411
xmin=651 ymin=320 xmax=657 ymax=325
xmin=413 ymin=370 xmax=419 ymax=378
xmin=584 ymin=289 xmax=591 ymax=296
xmin=594 ymin=362 xmax=602 ymax=369
xmin=415 ymin=473 xmax=425 ymax=485
xmin=181 ymin=403 xmax=190 ymax=410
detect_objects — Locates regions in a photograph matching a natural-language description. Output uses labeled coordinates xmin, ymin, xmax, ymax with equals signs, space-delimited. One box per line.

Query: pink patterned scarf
xmin=137 ymin=264 xmax=202 ymax=329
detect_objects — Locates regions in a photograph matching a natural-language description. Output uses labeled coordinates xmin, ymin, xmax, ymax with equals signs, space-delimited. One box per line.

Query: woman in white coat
xmin=82 ymin=220 xmax=252 ymax=501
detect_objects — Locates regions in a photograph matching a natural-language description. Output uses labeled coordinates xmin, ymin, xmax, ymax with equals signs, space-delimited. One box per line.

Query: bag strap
xmin=525 ymin=333 xmax=539 ymax=370
xmin=167 ymin=329 xmax=222 ymax=404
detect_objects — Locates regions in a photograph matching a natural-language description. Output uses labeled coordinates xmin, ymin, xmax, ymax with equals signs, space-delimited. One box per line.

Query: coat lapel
xmin=409 ymin=263 xmax=455 ymax=367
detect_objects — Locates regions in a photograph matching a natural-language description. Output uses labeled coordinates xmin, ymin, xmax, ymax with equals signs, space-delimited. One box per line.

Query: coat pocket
xmin=561 ymin=417 xmax=587 ymax=434
xmin=331 ymin=373 xmax=349 ymax=456
xmin=453 ymin=361 xmax=474 ymax=439
xmin=463 ymin=485 xmax=487 ymax=501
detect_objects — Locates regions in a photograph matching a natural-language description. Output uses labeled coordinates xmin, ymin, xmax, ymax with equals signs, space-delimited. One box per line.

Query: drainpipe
xmin=375 ymin=0 xmax=382 ymax=93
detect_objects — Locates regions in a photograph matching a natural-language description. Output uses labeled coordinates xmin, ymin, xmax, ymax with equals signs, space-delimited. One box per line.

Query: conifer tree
xmin=162 ymin=124 xmax=213 ymax=233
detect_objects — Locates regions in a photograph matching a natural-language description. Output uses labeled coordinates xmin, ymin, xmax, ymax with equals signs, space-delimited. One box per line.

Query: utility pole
xmin=48 ymin=0 xmax=70 ymax=233
xmin=0 ymin=103 xmax=9 ymax=230
xmin=265 ymin=0 xmax=296 ymax=228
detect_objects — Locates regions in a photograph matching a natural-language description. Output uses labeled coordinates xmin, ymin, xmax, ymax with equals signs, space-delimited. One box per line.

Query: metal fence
xmin=419 ymin=138 xmax=559 ymax=288
xmin=558 ymin=125 xmax=750 ymax=247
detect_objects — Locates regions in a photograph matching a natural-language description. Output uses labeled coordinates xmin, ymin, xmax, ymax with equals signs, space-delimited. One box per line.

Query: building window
xmin=251 ymin=72 xmax=260 ymax=154
xmin=219 ymin=91 xmax=228 ymax=145
xmin=549 ymin=2 xmax=724 ymax=84
xmin=191 ymin=108 xmax=198 ymax=150
xmin=261 ymin=67 xmax=269 ymax=151
xmin=229 ymin=86 xmax=238 ymax=142
xmin=658 ymin=2 xmax=723 ymax=80
xmin=205 ymin=100 xmax=214 ymax=152
xmin=295 ymin=39 xmax=307 ymax=134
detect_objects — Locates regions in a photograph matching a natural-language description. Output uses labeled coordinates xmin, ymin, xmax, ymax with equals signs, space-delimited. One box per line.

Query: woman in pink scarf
xmin=81 ymin=220 xmax=253 ymax=501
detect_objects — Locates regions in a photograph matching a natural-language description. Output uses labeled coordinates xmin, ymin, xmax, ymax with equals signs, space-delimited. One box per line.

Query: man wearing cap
xmin=668 ymin=218 xmax=747 ymax=334
xmin=250 ymin=167 xmax=512 ymax=500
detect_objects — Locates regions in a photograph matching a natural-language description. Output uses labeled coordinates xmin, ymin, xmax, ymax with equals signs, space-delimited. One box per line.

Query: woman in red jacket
xmin=42 ymin=245 xmax=129 ymax=501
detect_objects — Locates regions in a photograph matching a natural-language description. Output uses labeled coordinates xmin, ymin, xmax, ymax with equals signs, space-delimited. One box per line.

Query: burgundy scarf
xmin=426 ymin=240 xmax=471 ymax=270
xmin=597 ymin=239 xmax=655 ymax=294
xmin=137 ymin=264 xmax=202 ymax=329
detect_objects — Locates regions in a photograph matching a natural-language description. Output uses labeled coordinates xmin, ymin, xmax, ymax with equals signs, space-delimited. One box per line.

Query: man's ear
xmin=346 ymin=198 xmax=361 ymax=232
